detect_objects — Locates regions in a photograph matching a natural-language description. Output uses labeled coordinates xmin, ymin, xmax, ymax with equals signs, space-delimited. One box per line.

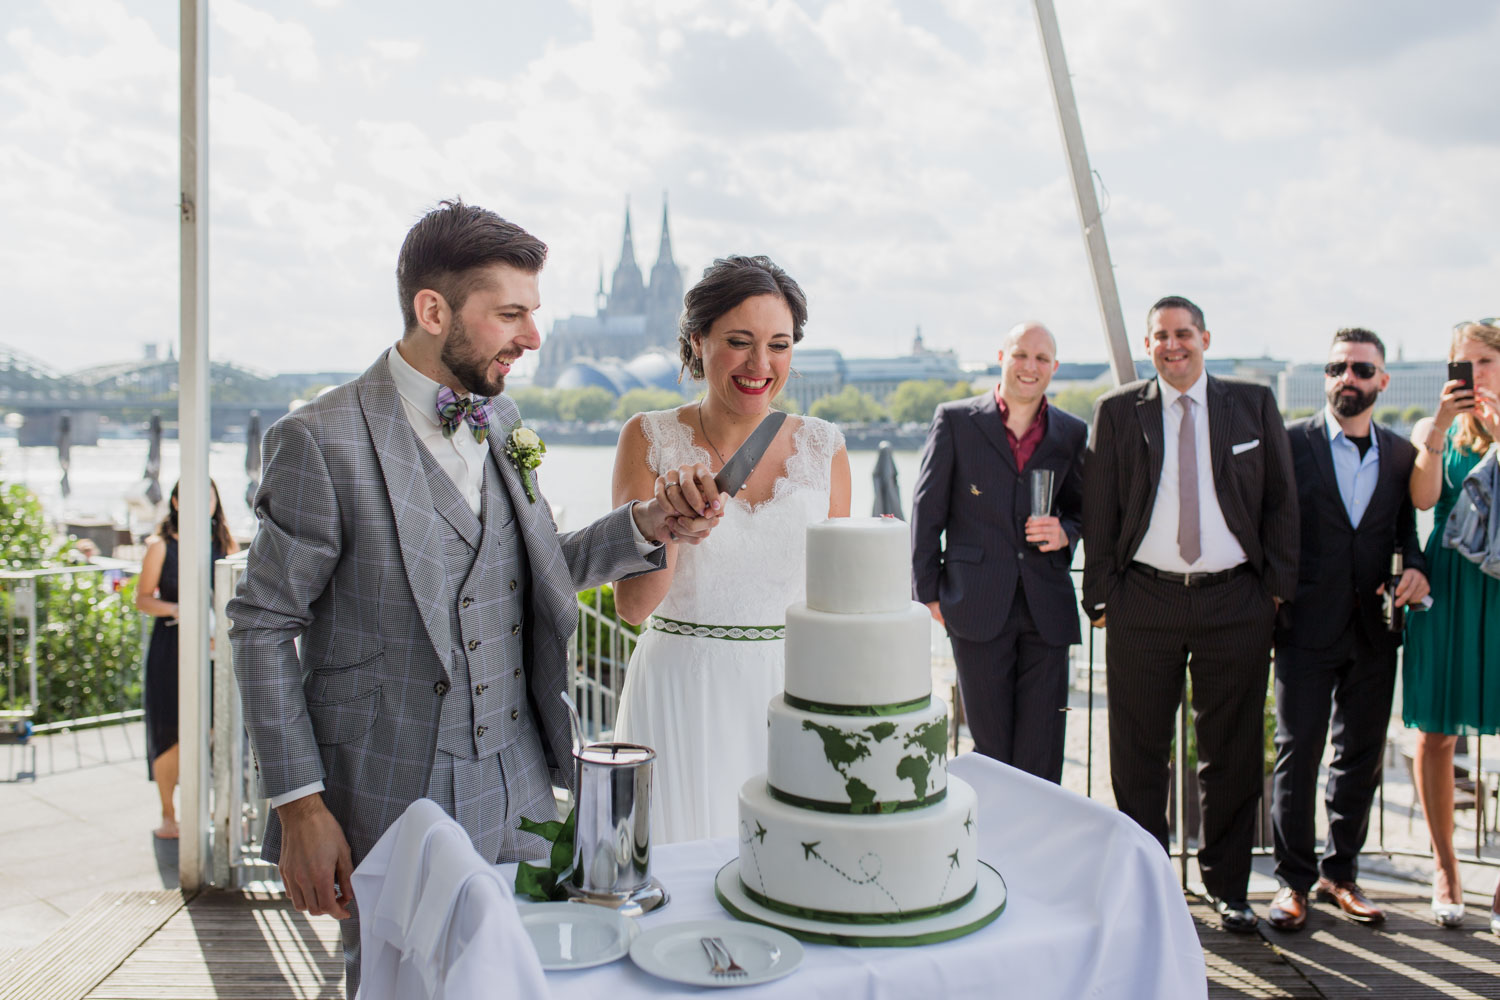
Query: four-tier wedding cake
xmin=730 ymin=517 xmax=980 ymax=924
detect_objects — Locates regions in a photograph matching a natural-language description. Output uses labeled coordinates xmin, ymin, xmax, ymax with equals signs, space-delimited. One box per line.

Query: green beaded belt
xmin=648 ymin=615 xmax=786 ymax=641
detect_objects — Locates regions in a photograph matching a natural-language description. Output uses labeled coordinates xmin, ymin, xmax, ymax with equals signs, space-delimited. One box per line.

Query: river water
xmin=0 ymin=437 xmax=929 ymax=542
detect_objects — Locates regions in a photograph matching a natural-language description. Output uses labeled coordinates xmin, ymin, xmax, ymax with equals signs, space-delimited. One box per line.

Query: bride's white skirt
xmin=613 ymin=629 xmax=785 ymax=846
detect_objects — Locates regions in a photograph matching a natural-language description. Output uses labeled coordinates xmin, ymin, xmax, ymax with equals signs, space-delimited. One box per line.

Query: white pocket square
xmin=1231 ymin=439 xmax=1260 ymax=455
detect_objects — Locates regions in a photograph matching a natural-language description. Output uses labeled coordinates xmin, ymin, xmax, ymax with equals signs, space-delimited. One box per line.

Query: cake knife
xmin=712 ymin=410 xmax=789 ymax=498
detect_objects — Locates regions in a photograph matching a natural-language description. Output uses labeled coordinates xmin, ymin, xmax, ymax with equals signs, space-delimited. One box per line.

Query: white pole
xmin=178 ymin=0 xmax=212 ymax=892
xmin=1031 ymin=0 xmax=1135 ymax=386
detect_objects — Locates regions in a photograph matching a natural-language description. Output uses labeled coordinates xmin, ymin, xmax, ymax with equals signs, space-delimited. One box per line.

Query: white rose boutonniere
xmin=504 ymin=421 xmax=546 ymax=502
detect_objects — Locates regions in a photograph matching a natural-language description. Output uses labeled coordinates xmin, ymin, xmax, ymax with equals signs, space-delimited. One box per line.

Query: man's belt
xmin=1128 ymin=561 xmax=1251 ymax=588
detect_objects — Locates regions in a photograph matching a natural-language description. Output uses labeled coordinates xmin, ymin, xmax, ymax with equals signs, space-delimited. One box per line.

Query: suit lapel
xmin=358 ymin=354 xmax=454 ymax=671
xmin=971 ymin=392 xmax=1019 ymax=474
xmin=1133 ymin=379 xmax=1165 ymax=492
xmin=487 ymin=408 xmax=574 ymax=642
xmin=419 ymin=444 xmax=482 ymax=551
xmin=1306 ymin=411 xmax=1352 ymax=530
xmin=1206 ymin=375 xmax=1233 ymax=482
xmin=1368 ymin=422 xmax=1402 ymax=527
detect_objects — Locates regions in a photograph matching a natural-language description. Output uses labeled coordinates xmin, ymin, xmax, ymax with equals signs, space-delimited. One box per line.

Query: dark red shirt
xmin=994 ymin=390 xmax=1049 ymax=470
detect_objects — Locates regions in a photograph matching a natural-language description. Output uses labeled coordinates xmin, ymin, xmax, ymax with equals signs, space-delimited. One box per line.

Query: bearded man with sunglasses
xmin=1265 ymin=328 xmax=1429 ymax=931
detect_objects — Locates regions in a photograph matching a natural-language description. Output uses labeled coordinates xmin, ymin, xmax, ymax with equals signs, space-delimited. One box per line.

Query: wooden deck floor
xmin=5 ymin=886 xmax=1497 ymax=998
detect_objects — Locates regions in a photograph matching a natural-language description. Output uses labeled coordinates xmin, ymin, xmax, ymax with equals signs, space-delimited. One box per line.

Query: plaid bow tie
xmin=435 ymin=386 xmax=492 ymax=444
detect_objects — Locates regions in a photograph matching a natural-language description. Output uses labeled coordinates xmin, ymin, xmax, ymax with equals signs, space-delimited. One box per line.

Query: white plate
xmin=629 ymin=918 xmax=804 ymax=988
xmin=520 ymin=901 xmax=637 ymax=970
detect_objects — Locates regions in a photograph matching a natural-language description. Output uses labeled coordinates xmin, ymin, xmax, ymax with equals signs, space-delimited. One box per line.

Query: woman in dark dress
xmin=140 ymin=480 xmax=237 ymax=839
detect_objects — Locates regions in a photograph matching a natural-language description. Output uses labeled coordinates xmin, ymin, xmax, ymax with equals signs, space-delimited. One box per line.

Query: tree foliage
xmin=808 ymin=385 xmax=887 ymax=423
xmin=885 ymin=380 xmax=972 ymax=424
xmin=509 ymin=386 xmax=560 ymax=422
xmin=612 ymin=388 xmax=686 ymax=422
xmin=554 ymin=387 xmax=616 ymax=423
xmin=1052 ymin=386 xmax=1111 ymax=421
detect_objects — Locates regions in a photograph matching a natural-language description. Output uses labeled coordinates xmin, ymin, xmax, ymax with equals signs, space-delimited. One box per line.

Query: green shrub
xmin=0 ymin=480 xmax=148 ymax=725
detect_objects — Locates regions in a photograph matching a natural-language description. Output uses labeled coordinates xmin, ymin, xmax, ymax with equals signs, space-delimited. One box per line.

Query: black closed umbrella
xmin=143 ymin=412 xmax=163 ymax=505
xmin=56 ymin=412 xmax=71 ymax=499
xmin=872 ymin=440 xmax=903 ymax=519
xmin=245 ymin=410 xmax=262 ymax=508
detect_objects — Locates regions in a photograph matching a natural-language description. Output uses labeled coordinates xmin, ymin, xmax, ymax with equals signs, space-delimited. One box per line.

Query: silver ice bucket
xmin=565 ymin=741 xmax=668 ymax=915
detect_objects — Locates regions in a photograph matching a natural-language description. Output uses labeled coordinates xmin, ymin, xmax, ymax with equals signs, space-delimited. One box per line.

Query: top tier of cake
xmin=806 ymin=517 xmax=912 ymax=614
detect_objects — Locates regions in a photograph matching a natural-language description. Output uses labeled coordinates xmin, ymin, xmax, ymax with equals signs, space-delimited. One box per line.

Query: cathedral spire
xmin=607 ymin=198 xmax=646 ymax=316
xmin=654 ymin=192 xmax=675 ymax=270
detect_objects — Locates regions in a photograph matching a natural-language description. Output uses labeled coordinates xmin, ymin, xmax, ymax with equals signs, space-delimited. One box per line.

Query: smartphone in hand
xmin=1448 ymin=359 xmax=1474 ymax=392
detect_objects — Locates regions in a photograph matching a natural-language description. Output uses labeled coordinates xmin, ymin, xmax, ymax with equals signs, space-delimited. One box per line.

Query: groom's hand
xmin=277 ymin=793 xmax=354 ymax=919
xmin=636 ymin=464 xmax=725 ymax=545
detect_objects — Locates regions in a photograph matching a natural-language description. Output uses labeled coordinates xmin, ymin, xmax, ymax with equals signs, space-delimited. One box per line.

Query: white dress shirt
xmin=1324 ymin=405 xmax=1380 ymax=528
xmin=1134 ymin=374 xmax=1247 ymax=574
xmin=388 ymin=344 xmax=493 ymax=516
xmin=271 ymin=344 xmax=660 ymax=809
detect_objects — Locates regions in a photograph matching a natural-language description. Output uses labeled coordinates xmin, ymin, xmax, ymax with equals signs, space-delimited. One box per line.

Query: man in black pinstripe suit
xmin=1083 ymin=296 xmax=1298 ymax=932
xmin=911 ymin=322 xmax=1087 ymax=782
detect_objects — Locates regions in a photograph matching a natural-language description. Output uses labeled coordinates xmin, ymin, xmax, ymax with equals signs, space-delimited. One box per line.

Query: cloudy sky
xmin=2 ymin=0 xmax=1493 ymax=378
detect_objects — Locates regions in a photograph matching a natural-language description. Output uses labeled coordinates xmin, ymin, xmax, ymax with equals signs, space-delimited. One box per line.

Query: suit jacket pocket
xmin=307 ymin=686 xmax=382 ymax=746
xmin=945 ymin=544 xmax=983 ymax=564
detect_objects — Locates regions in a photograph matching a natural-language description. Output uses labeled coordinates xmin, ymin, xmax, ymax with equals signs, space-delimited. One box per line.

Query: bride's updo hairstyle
xmin=677 ymin=255 xmax=808 ymax=380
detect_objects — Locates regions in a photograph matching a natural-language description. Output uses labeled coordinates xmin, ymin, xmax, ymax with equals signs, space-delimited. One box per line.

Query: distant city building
xmin=780 ymin=333 xmax=965 ymax=413
xmin=1279 ymin=360 xmax=1443 ymax=417
xmin=536 ymin=198 xmax=686 ymax=389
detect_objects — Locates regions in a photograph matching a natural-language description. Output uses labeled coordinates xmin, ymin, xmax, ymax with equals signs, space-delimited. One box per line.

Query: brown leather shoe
xmin=1316 ymin=877 xmax=1385 ymax=923
xmin=1267 ymin=886 xmax=1307 ymax=931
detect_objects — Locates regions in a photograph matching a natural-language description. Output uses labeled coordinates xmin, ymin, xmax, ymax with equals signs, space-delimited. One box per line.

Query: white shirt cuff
xmin=270 ymin=780 xmax=325 ymax=809
xmin=628 ymin=500 xmax=663 ymax=556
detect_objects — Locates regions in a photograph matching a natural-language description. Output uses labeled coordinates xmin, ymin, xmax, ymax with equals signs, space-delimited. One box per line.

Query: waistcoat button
xmin=461 ymin=596 xmax=473 ymax=608
xmin=513 ymin=667 xmax=522 ymax=678
xmin=476 ymin=725 xmax=487 ymax=738
xmin=468 ymin=639 xmax=480 ymax=651
xmin=511 ymin=624 xmax=521 ymax=635
xmin=433 ymin=680 xmax=450 ymax=696
xmin=510 ymin=709 xmax=519 ymax=721
xmin=475 ymin=683 xmax=487 ymax=696
xmin=509 ymin=580 xmax=517 ymax=591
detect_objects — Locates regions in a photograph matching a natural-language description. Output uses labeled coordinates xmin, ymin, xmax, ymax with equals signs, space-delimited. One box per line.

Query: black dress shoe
xmin=1209 ymin=896 xmax=1259 ymax=933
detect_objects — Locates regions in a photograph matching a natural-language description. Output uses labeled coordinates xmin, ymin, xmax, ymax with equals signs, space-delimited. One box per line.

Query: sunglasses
xmin=1324 ymin=361 xmax=1381 ymax=379
xmin=1452 ymin=318 xmax=1499 ymax=332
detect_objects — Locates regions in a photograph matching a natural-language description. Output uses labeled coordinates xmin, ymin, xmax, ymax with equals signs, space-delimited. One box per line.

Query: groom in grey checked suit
xmin=228 ymin=200 xmax=717 ymax=993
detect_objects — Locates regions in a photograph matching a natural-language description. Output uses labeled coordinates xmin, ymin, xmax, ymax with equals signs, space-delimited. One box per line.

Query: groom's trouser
xmin=340 ymin=733 xmax=556 ymax=995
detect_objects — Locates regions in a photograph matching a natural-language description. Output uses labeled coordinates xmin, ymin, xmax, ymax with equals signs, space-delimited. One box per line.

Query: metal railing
xmin=0 ymin=561 xmax=147 ymax=731
xmin=569 ymin=587 xmax=642 ymax=741
xmin=198 ymin=565 xmax=1496 ymax=890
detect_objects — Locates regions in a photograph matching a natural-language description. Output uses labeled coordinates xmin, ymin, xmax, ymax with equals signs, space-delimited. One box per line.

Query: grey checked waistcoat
xmin=415 ymin=443 xmax=538 ymax=760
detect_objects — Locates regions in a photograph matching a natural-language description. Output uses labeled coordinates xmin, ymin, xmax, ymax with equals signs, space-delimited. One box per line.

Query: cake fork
xmin=709 ymin=937 xmax=747 ymax=979
xmin=700 ymin=937 xmax=727 ymax=977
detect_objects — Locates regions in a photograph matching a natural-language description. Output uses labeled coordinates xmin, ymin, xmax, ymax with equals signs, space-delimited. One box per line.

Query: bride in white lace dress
xmin=611 ymin=256 xmax=851 ymax=844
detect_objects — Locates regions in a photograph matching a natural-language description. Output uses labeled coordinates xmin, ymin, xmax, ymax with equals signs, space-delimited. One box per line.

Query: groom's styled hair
xmin=397 ymin=198 xmax=548 ymax=333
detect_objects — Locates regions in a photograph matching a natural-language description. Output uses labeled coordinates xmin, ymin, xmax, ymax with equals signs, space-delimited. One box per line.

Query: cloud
xmin=211 ymin=0 xmax=320 ymax=83
xmin=0 ymin=0 xmax=1494 ymax=377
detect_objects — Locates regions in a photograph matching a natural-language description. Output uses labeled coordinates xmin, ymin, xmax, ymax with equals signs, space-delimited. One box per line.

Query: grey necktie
xmin=1177 ymin=396 xmax=1201 ymax=565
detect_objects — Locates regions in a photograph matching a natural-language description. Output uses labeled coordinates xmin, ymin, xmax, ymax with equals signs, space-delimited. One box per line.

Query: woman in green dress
xmin=1404 ymin=320 xmax=1500 ymax=931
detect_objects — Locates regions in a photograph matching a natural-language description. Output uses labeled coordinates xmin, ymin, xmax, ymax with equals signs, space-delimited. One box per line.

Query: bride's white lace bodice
xmin=639 ymin=409 xmax=844 ymax=626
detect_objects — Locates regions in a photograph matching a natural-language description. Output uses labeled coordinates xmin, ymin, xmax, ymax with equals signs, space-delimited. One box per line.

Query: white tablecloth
xmin=506 ymin=753 xmax=1207 ymax=999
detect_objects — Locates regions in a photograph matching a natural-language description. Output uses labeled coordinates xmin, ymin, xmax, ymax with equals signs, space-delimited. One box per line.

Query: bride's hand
xmin=655 ymin=464 xmax=722 ymax=520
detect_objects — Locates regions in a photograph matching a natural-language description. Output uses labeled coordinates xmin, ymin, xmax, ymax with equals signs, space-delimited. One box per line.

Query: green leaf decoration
xmin=513 ymin=805 xmax=576 ymax=901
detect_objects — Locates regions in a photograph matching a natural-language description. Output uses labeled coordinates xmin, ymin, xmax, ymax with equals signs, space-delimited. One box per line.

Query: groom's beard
xmin=441 ymin=314 xmax=513 ymax=397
